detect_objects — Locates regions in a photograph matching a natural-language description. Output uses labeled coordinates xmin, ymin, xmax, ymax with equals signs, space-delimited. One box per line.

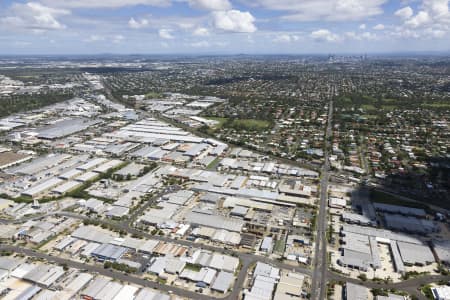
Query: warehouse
xmin=383 ymin=214 xmax=438 ymax=234
xmin=373 ymin=203 xmax=426 ymax=217
xmin=245 ymin=275 xmax=277 ymax=300
xmin=114 ymin=162 xmax=145 ymax=178
xmin=431 ymin=285 xmax=450 ymax=300
xmin=432 ymin=240 xmax=450 ymax=265
xmin=344 ymin=283 xmax=368 ymax=300
xmin=396 ymin=241 xmax=435 ymax=266
xmin=80 ymin=198 xmax=106 ymax=214
xmin=135 ymin=288 xmax=170 ymax=300
xmin=341 ymin=212 xmax=376 ymax=226
xmin=71 ymin=225 xmax=117 ymax=244
xmin=76 ymin=157 xmax=108 ymax=171
xmin=62 ymin=273 xmax=93 ymax=299
xmin=15 ymin=285 xmax=41 ymax=300
xmin=104 ymin=143 xmax=139 ymax=156
xmin=390 ymin=241 xmax=405 ymax=274
xmin=105 ymin=206 xmax=129 ymax=219
xmin=274 ymin=271 xmax=304 ymax=299
xmin=81 ymin=277 xmax=111 ymax=299
xmin=75 ymin=171 xmax=99 ymax=183
xmin=93 ymin=159 xmax=123 ymax=173
xmin=230 ymin=205 xmax=248 ymax=217
xmin=23 ymin=265 xmax=65 ymax=288
xmin=0 ymin=256 xmax=22 ymax=274
xmin=59 ymin=168 xmax=83 ymax=180
xmin=95 ymin=281 xmax=123 ymax=300
xmin=22 ymin=177 xmax=64 ymax=198
xmin=8 ymin=153 xmax=70 ymax=175
xmin=0 ymin=151 xmax=33 ymax=170
xmin=211 ymin=271 xmax=234 ymax=293
xmin=112 ymin=285 xmax=139 ymax=300
xmin=51 ymin=180 xmax=82 ymax=195
xmin=138 ymin=239 xmax=160 ymax=254
xmin=208 ymin=254 xmax=239 ymax=273
xmin=91 ymin=243 xmax=128 ymax=262
xmin=53 ymin=236 xmax=76 ymax=251
xmin=36 ymin=118 xmax=100 ymax=140
xmin=139 ymin=202 xmax=180 ymax=225
xmin=185 ymin=211 xmax=244 ymax=232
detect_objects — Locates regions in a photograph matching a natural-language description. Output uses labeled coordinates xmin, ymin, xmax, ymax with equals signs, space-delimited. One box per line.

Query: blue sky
xmin=0 ymin=0 xmax=449 ymax=54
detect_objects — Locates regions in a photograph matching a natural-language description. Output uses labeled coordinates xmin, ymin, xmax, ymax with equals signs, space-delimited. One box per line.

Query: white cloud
xmin=128 ymin=17 xmax=149 ymax=29
xmin=212 ymin=10 xmax=257 ymax=33
xmin=1 ymin=2 xmax=70 ymax=31
xmin=273 ymin=33 xmax=300 ymax=43
xmin=393 ymin=0 xmax=449 ymax=39
xmin=85 ymin=34 xmax=105 ymax=42
xmin=190 ymin=41 xmax=210 ymax=47
xmin=373 ymin=23 xmax=385 ymax=30
xmin=251 ymin=0 xmax=387 ymax=21
xmin=112 ymin=35 xmax=125 ymax=43
xmin=405 ymin=11 xmax=431 ymax=28
xmin=395 ymin=6 xmax=414 ymax=20
xmin=40 ymin=0 xmax=170 ymax=8
xmin=359 ymin=23 xmax=366 ymax=30
xmin=192 ymin=27 xmax=210 ymax=36
xmin=310 ymin=29 xmax=339 ymax=42
xmin=159 ymin=28 xmax=174 ymax=39
xmin=345 ymin=31 xmax=378 ymax=41
xmin=187 ymin=0 xmax=231 ymax=11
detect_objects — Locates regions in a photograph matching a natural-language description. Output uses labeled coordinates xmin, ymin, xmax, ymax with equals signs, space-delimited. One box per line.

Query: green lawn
xmin=145 ymin=91 xmax=163 ymax=99
xmin=228 ymin=119 xmax=272 ymax=131
xmin=205 ymin=117 xmax=271 ymax=131
xmin=205 ymin=117 xmax=228 ymax=128
xmin=361 ymin=104 xmax=376 ymax=111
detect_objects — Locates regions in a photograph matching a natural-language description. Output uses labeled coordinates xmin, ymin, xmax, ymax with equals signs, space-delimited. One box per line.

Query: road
xmin=311 ymin=92 xmax=333 ymax=300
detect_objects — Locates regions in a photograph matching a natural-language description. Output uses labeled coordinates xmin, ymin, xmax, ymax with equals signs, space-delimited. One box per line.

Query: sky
xmin=0 ymin=0 xmax=449 ymax=55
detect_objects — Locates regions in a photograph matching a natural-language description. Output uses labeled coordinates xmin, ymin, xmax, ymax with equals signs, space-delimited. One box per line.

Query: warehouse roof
xmin=345 ymin=283 xmax=368 ymax=300
xmin=112 ymin=285 xmax=139 ymax=300
xmin=91 ymin=243 xmax=128 ymax=261
xmin=211 ymin=271 xmax=234 ymax=293
xmin=432 ymin=240 xmax=450 ymax=263
xmin=396 ymin=241 xmax=435 ymax=265
xmin=185 ymin=211 xmax=244 ymax=232
xmin=82 ymin=277 xmax=111 ymax=298
xmin=71 ymin=225 xmax=117 ymax=244
xmin=95 ymin=281 xmax=123 ymax=300
xmin=22 ymin=177 xmax=64 ymax=197
xmin=37 ymin=118 xmax=100 ymax=139
xmin=0 ymin=256 xmax=22 ymax=272
xmin=135 ymin=288 xmax=170 ymax=300
xmin=373 ymin=203 xmax=426 ymax=217
xmin=23 ymin=264 xmax=65 ymax=287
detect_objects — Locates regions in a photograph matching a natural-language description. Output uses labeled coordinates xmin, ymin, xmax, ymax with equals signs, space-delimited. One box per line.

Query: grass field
xmin=423 ymin=103 xmax=450 ymax=108
xmin=206 ymin=117 xmax=271 ymax=131
xmin=145 ymin=91 xmax=163 ymax=99
xmin=205 ymin=117 xmax=228 ymax=128
xmin=230 ymin=119 xmax=271 ymax=131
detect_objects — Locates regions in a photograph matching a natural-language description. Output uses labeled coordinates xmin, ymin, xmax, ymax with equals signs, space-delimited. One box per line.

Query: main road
xmin=310 ymin=89 xmax=334 ymax=300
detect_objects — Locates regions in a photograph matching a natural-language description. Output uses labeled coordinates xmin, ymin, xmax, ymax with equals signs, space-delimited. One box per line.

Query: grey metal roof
xmin=15 ymin=285 xmax=41 ymax=300
xmin=211 ymin=271 xmax=234 ymax=293
xmin=397 ymin=241 xmax=435 ymax=265
xmin=91 ymin=243 xmax=128 ymax=261
xmin=373 ymin=203 xmax=426 ymax=217
xmin=345 ymin=283 xmax=368 ymax=300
